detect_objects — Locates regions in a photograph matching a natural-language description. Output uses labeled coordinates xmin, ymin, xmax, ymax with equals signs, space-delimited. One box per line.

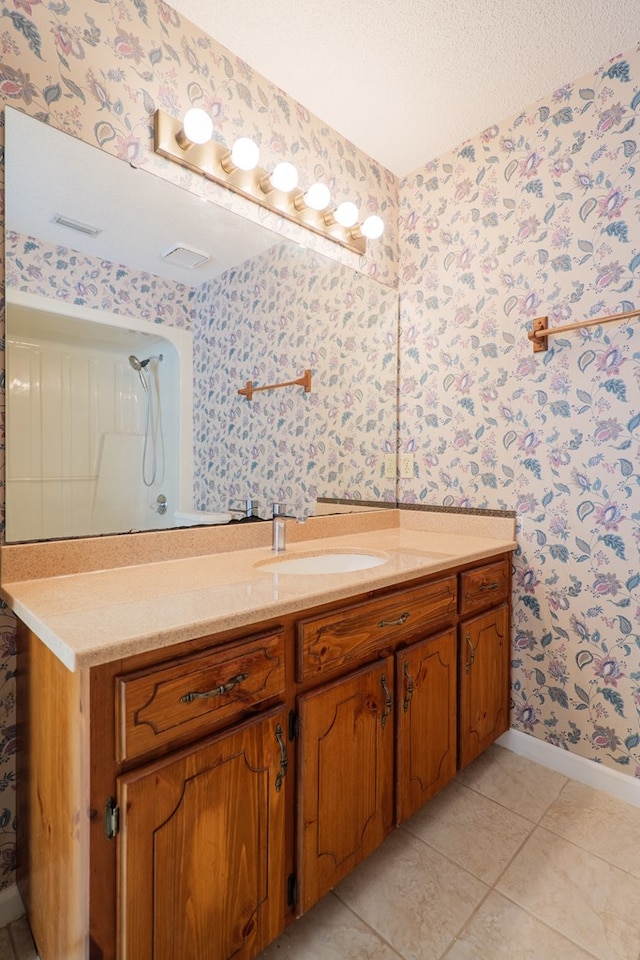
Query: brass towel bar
xmin=238 ymin=368 xmax=312 ymax=401
xmin=529 ymin=307 xmax=640 ymax=352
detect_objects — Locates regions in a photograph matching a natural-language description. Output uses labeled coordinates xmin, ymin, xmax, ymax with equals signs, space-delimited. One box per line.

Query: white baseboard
xmin=0 ymin=883 xmax=24 ymax=927
xmin=498 ymin=729 xmax=640 ymax=808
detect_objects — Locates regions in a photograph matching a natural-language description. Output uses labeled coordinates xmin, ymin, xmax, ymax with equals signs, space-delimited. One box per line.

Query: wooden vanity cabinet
xmin=113 ymin=628 xmax=289 ymax=960
xmin=458 ymin=559 xmax=510 ymax=769
xmin=395 ymin=627 xmax=457 ymax=823
xmin=293 ymin=575 xmax=458 ymax=911
xmin=296 ymin=657 xmax=395 ymax=913
xmin=17 ymin=553 xmax=511 ymax=960
xmin=117 ymin=706 xmax=288 ymax=960
xmin=17 ymin=623 xmax=290 ymax=960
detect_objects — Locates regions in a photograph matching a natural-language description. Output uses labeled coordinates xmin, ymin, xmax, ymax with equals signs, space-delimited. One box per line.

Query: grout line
xmin=328 ymin=891 xmax=408 ymax=959
xmin=494 ymin=887 xmax=601 ymax=960
xmin=496 ymin=823 xmax=640 ymax=959
xmin=434 ymin=814 xmax=603 ymax=960
xmin=456 ymin=766 xmax=569 ymax=824
xmin=435 ymin=881 xmax=495 ymax=959
xmin=537 ymin=782 xmax=640 ymax=884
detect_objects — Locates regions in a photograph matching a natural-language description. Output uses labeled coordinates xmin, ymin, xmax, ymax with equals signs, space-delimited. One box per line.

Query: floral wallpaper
xmin=6 ymin=230 xmax=193 ymax=328
xmin=192 ymin=242 xmax=397 ymax=514
xmin=0 ymin=0 xmax=397 ymax=890
xmin=399 ymin=46 xmax=640 ymax=776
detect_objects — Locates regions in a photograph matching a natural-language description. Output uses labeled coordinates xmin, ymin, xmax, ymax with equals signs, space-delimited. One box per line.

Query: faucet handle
xmin=272 ymin=501 xmax=309 ymax=522
xmin=229 ymin=498 xmax=260 ymax=518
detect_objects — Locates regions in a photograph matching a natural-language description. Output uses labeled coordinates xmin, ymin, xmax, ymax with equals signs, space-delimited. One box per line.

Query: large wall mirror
xmin=5 ymin=107 xmax=398 ymax=543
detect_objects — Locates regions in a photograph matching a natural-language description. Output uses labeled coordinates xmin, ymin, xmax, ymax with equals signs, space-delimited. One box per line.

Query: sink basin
xmin=257 ymin=552 xmax=387 ymax=575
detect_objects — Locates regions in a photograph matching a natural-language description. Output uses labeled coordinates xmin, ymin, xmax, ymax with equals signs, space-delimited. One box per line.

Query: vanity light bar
xmin=153 ymin=110 xmax=369 ymax=256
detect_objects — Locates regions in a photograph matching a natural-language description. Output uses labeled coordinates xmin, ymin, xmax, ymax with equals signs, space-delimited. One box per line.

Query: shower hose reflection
xmin=129 ymin=354 xmax=165 ymax=487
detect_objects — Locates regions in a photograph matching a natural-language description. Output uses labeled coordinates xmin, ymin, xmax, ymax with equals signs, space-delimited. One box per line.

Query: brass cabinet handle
xmin=403 ymin=661 xmax=414 ymax=713
xmin=465 ymin=633 xmax=475 ymax=674
xmin=275 ymin=723 xmax=287 ymax=792
xmin=180 ymin=672 xmax=248 ymax=703
xmin=378 ymin=612 xmax=410 ymax=628
xmin=380 ymin=673 xmax=393 ymax=728
xmin=479 ymin=581 xmax=499 ymax=592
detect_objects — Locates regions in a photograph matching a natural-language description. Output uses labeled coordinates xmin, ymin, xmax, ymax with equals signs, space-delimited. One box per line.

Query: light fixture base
xmin=153 ymin=110 xmax=366 ymax=256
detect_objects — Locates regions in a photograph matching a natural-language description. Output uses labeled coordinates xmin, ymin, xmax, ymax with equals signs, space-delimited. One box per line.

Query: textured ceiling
xmin=169 ymin=0 xmax=640 ymax=176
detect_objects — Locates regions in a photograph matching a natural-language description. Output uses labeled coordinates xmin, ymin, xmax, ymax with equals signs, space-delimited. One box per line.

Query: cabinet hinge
xmin=105 ymin=797 xmax=120 ymax=840
xmin=287 ymin=873 xmax=298 ymax=908
xmin=288 ymin=709 xmax=299 ymax=741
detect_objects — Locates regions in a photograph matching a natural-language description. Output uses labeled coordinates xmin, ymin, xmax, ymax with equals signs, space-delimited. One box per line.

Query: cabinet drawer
xmin=116 ymin=628 xmax=285 ymax=761
xmin=296 ymin=576 xmax=456 ymax=681
xmin=459 ymin=559 xmax=509 ymax=615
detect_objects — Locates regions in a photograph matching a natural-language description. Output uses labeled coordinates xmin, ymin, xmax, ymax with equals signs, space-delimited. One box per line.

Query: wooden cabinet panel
xmin=297 ymin=576 xmax=456 ymax=680
xmin=459 ymin=604 xmax=509 ymax=769
xmin=20 ymin=554 xmax=513 ymax=960
xmin=395 ymin=628 xmax=457 ymax=824
xmin=115 ymin=629 xmax=285 ymax=760
xmin=117 ymin=706 xmax=287 ymax=960
xmin=296 ymin=657 xmax=394 ymax=914
xmin=459 ymin=559 xmax=509 ymax=616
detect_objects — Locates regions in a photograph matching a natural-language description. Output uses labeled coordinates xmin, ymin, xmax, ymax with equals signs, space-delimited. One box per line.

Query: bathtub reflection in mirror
xmin=5 ymin=107 xmax=398 ymax=543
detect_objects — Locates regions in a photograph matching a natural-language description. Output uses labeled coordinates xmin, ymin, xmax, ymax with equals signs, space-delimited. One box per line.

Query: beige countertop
xmin=1 ymin=510 xmax=516 ymax=671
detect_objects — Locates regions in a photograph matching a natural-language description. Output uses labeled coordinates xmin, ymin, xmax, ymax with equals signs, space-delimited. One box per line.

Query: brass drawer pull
xmin=180 ymin=672 xmax=248 ymax=703
xmin=465 ymin=633 xmax=475 ymax=674
xmin=380 ymin=673 xmax=393 ymax=728
xmin=479 ymin=581 xmax=499 ymax=592
xmin=403 ymin=661 xmax=414 ymax=713
xmin=275 ymin=723 xmax=287 ymax=792
xmin=378 ymin=612 xmax=410 ymax=628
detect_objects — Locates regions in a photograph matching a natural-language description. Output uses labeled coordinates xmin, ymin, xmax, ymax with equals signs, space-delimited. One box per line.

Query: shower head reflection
xmin=129 ymin=354 xmax=163 ymax=391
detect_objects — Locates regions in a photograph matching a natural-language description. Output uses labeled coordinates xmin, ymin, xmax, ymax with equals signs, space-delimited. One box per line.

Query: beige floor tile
xmin=7 ymin=918 xmax=37 ymax=960
xmin=443 ymin=890 xmax=598 ymax=959
xmin=335 ymin=827 xmax=488 ymax=960
xmin=497 ymin=827 xmax=640 ymax=960
xmin=257 ymin=894 xmax=403 ymax=960
xmin=541 ymin=779 xmax=640 ymax=880
xmin=403 ymin=780 xmax=534 ymax=883
xmin=458 ymin=744 xmax=567 ymax=820
xmin=0 ymin=926 xmax=16 ymax=960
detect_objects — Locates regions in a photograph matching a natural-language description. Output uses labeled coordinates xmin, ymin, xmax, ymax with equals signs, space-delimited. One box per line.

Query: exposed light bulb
xmin=361 ymin=215 xmax=384 ymax=239
xmin=230 ymin=137 xmax=260 ymax=171
xmin=334 ymin=201 xmax=359 ymax=228
xmin=180 ymin=108 xmax=213 ymax=146
xmin=270 ymin=161 xmax=299 ymax=193
xmin=304 ymin=182 xmax=331 ymax=211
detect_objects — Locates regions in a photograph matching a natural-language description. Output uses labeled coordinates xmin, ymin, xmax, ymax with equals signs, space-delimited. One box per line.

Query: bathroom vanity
xmin=4 ymin=511 xmax=515 ymax=960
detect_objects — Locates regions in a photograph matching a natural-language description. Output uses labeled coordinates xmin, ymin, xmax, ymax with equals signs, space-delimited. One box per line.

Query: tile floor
xmin=3 ymin=744 xmax=640 ymax=960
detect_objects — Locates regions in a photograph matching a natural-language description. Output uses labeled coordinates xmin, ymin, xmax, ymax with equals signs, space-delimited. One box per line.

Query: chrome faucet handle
xmin=272 ymin=501 xmax=294 ymax=518
xmin=272 ymin=501 xmax=308 ymax=520
xmin=229 ymin=498 xmax=260 ymax=518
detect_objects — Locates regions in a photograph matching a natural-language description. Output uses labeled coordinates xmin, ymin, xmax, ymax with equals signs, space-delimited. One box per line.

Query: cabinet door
xmin=459 ymin=604 xmax=509 ymax=769
xmin=117 ymin=706 xmax=287 ymax=960
xmin=296 ymin=657 xmax=394 ymax=914
xmin=395 ymin=628 xmax=457 ymax=824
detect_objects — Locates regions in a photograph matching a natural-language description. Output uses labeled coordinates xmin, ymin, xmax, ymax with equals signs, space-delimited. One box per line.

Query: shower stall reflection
xmin=6 ymin=300 xmax=182 ymax=541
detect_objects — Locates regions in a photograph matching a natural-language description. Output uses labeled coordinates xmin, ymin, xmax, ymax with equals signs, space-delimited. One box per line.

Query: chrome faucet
xmin=228 ymin=498 xmax=260 ymax=519
xmin=272 ymin=502 xmax=306 ymax=553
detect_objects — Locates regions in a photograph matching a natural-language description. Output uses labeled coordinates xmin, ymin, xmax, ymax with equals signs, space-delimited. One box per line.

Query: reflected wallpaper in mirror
xmin=5 ymin=108 xmax=398 ymax=542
